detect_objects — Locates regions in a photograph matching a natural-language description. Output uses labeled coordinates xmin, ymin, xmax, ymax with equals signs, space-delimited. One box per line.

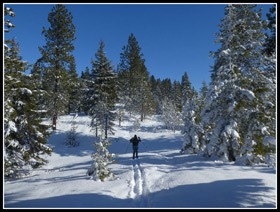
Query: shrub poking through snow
xmin=65 ymin=115 xmax=79 ymax=147
xmin=87 ymin=138 xmax=116 ymax=182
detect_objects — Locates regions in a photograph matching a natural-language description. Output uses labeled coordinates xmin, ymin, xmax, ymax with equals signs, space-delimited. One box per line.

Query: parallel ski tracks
xmin=128 ymin=159 xmax=150 ymax=207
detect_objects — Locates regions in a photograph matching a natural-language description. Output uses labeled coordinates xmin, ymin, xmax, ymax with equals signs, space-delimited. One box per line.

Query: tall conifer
xmin=90 ymin=40 xmax=117 ymax=139
xmin=4 ymin=10 xmax=53 ymax=177
xmin=117 ymin=33 xmax=154 ymax=120
xmin=39 ymin=4 xmax=76 ymax=130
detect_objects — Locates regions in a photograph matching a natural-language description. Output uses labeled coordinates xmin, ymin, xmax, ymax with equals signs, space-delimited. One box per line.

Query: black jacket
xmin=130 ymin=136 xmax=141 ymax=146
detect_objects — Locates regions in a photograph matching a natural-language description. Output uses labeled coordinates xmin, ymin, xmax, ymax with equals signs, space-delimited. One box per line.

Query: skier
xmin=130 ymin=135 xmax=141 ymax=159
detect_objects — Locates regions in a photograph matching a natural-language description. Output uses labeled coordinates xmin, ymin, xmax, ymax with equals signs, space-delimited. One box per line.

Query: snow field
xmin=4 ymin=113 xmax=276 ymax=208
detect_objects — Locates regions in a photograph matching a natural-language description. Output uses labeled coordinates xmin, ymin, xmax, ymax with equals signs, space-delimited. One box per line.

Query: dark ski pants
xmin=132 ymin=145 xmax=138 ymax=159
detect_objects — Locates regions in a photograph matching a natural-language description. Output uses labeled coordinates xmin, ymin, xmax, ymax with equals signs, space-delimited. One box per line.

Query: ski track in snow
xmin=128 ymin=159 xmax=150 ymax=207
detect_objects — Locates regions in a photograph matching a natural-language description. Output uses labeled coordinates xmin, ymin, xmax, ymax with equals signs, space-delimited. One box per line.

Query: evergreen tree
xmin=80 ymin=66 xmax=92 ymax=114
xmin=65 ymin=114 xmax=79 ymax=147
xmin=263 ymin=5 xmax=276 ymax=57
xmin=29 ymin=58 xmax=48 ymax=111
xmin=87 ymin=138 xmax=116 ymax=182
xmin=150 ymin=76 xmax=163 ymax=114
xmin=4 ymin=22 xmax=53 ymax=177
xmin=89 ymin=40 xmax=117 ymax=139
xmin=67 ymin=59 xmax=80 ymax=114
xmin=161 ymin=97 xmax=182 ymax=132
xmin=201 ymin=4 xmax=275 ymax=165
xmin=117 ymin=33 xmax=155 ymax=119
xmin=39 ymin=4 xmax=76 ymax=130
xmin=199 ymin=80 xmax=208 ymax=109
xmin=4 ymin=6 xmax=15 ymax=33
xmin=181 ymin=72 xmax=192 ymax=106
xmin=172 ymin=80 xmax=182 ymax=112
xmin=181 ymin=89 xmax=204 ymax=154
xmin=154 ymin=78 xmax=164 ymax=114
xmin=136 ymin=64 xmax=156 ymax=121
xmin=161 ymin=78 xmax=172 ymax=100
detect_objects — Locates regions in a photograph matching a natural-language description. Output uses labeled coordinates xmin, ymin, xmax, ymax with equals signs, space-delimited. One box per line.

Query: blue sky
xmin=4 ymin=3 xmax=273 ymax=91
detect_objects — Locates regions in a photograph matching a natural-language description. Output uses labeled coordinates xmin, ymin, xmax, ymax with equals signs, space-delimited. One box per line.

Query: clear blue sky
xmin=4 ymin=3 xmax=273 ymax=91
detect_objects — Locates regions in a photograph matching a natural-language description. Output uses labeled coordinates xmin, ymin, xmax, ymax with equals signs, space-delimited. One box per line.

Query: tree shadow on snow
xmin=5 ymin=178 xmax=275 ymax=208
xmin=4 ymin=193 xmax=134 ymax=208
xmin=147 ymin=178 xmax=276 ymax=208
xmin=47 ymin=130 xmax=97 ymax=157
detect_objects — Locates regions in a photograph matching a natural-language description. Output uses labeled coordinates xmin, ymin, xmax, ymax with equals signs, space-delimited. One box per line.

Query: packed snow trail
xmin=4 ymin=114 xmax=276 ymax=208
xmin=129 ymin=159 xmax=143 ymax=198
xmin=128 ymin=159 xmax=150 ymax=207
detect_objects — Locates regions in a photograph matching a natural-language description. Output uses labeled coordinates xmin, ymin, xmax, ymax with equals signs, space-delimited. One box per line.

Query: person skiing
xmin=130 ymin=135 xmax=141 ymax=159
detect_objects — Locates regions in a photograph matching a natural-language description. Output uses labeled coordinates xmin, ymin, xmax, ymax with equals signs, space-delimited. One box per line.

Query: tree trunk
xmin=105 ymin=114 xmax=108 ymax=139
xmin=52 ymin=113 xmax=57 ymax=130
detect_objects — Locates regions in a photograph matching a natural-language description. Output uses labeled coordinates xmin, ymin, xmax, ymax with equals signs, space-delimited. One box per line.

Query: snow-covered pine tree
xmin=80 ymin=66 xmax=93 ymax=114
xmin=181 ymin=72 xmax=192 ymax=107
xmin=65 ymin=114 xmax=79 ymax=147
xmin=263 ymin=5 xmax=276 ymax=57
xmin=4 ymin=6 xmax=15 ymax=33
xmin=261 ymin=5 xmax=276 ymax=167
xmin=4 ymin=31 xmax=53 ymax=177
xmin=29 ymin=58 xmax=49 ymax=112
xmin=150 ymin=75 xmax=161 ymax=114
xmin=133 ymin=118 xmax=141 ymax=131
xmin=39 ymin=4 xmax=76 ymax=130
xmin=135 ymin=63 xmax=156 ymax=121
xmin=116 ymin=104 xmax=125 ymax=126
xmin=89 ymin=40 xmax=117 ymax=139
xmin=67 ymin=59 xmax=80 ymax=114
xmin=172 ymin=80 xmax=182 ymax=112
xmin=117 ymin=33 xmax=155 ymax=120
xmin=87 ymin=139 xmax=116 ymax=182
xmin=181 ymin=87 xmax=204 ymax=154
xmin=201 ymin=4 xmax=275 ymax=165
xmin=152 ymin=78 xmax=164 ymax=114
xmin=199 ymin=80 xmax=208 ymax=112
xmin=161 ymin=97 xmax=182 ymax=132
xmin=161 ymin=78 xmax=172 ymax=101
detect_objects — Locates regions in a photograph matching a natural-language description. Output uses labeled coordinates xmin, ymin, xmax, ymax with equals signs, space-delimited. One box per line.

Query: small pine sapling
xmin=133 ymin=118 xmax=141 ymax=131
xmin=65 ymin=115 xmax=79 ymax=147
xmin=87 ymin=138 xmax=117 ymax=182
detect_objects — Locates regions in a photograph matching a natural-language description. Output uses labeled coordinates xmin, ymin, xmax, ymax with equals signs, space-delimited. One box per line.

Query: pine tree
xmin=87 ymin=138 xmax=116 ymax=182
xmin=136 ymin=64 xmax=156 ymax=121
xmin=117 ymin=33 xmax=155 ymax=119
xmin=29 ymin=58 xmax=48 ymax=111
xmin=199 ymin=81 xmax=208 ymax=109
xmin=67 ymin=59 xmax=80 ymax=114
xmin=181 ymin=89 xmax=204 ymax=154
xmin=172 ymin=80 xmax=182 ymax=112
xmin=80 ymin=66 xmax=92 ymax=114
xmin=150 ymin=76 xmax=163 ymax=114
xmin=4 ymin=6 xmax=15 ymax=33
xmin=39 ymin=4 xmax=76 ymax=130
xmin=263 ymin=5 xmax=276 ymax=57
xmin=161 ymin=78 xmax=172 ymax=101
xmin=201 ymin=4 xmax=275 ymax=165
xmin=89 ymin=40 xmax=117 ymax=139
xmin=259 ymin=5 xmax=276 ymax=167
xmin=65 ymin=115 xmax=79 ymax=147
xmin=154 ymin=78 xmax=164 ymax=114
xmin=161 ymin=97 xmax=182 ymax=132
xmin=4 ymin=23 xmax=53 ymax=177
xmin=181 ymin=72 xmax=192 ymax=106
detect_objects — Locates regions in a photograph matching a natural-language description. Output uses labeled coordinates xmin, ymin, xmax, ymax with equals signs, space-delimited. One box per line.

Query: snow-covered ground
xmin=4 ymin=114 xmax=276 ymax=208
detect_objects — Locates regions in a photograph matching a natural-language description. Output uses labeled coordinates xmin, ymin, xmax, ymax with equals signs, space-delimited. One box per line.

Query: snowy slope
xmin=4 ymin=114 xmax=276 ymax=208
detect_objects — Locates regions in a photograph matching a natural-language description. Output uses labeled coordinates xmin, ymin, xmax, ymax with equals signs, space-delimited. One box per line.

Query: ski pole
xmin=125 ymin=142 xmax=130 ymax=154
xmin=142 ymin=140 xmax=147 ymax=149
